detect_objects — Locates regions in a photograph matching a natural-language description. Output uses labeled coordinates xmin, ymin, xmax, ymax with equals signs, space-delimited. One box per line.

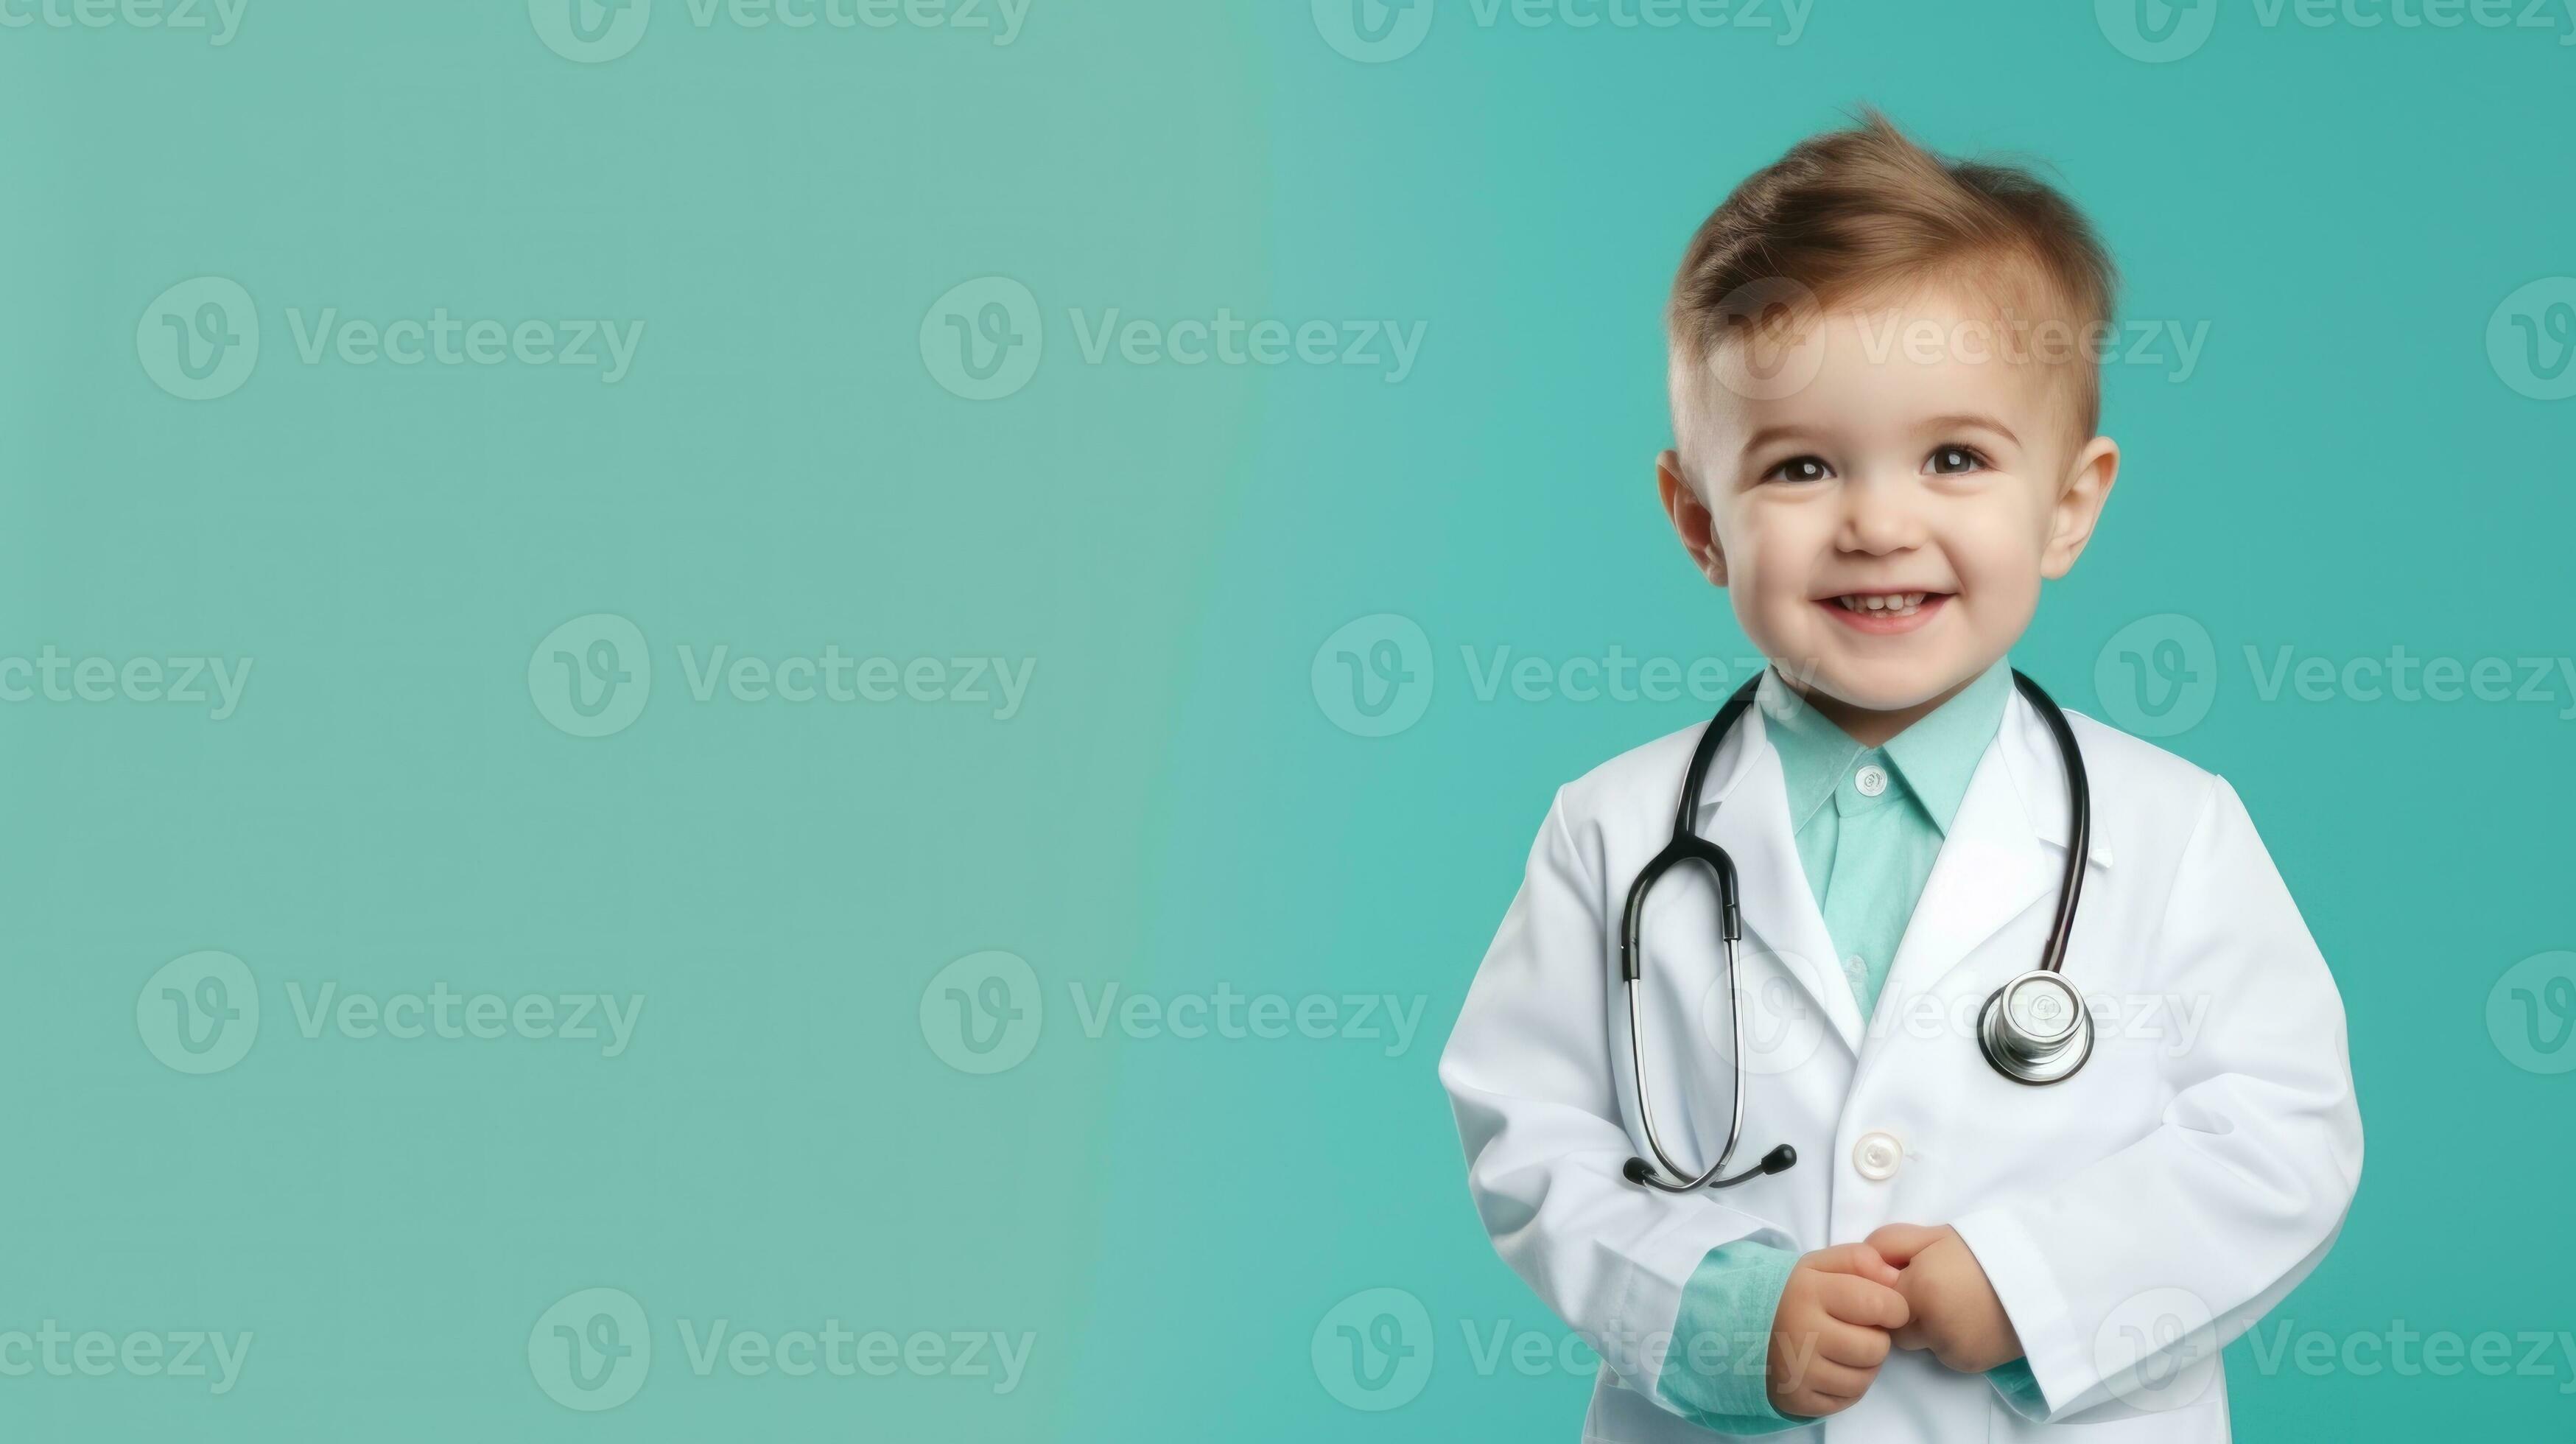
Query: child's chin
xmin=1806 ymin=658 xmax=1972 ymax=713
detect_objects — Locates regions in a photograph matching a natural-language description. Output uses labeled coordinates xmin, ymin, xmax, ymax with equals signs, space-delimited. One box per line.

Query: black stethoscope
xmin=1619 ymin=669 xmax=2094 ymax=1194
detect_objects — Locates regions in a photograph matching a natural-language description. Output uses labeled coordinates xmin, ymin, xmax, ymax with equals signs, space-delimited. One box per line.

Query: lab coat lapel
xmin=1873 ymin=691 xmax=2058 ymax=1027
xmin=1699 ymin=712 xmax=1867 ymax=1059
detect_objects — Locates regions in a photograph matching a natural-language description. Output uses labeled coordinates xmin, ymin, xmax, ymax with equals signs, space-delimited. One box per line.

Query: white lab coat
xmin=1438 ymin=687 xmax=2362 ymax=1443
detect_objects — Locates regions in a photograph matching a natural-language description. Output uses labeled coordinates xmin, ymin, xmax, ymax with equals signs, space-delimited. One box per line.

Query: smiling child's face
xmin=1659 ymin=280 xmax=2122 ymax=729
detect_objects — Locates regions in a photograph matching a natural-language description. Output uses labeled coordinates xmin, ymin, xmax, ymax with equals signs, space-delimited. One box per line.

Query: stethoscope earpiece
xmin=1621 ymin=1141 xmax=1797 ymax=1192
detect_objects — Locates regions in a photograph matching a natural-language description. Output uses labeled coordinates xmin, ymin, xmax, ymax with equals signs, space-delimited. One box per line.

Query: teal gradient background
xmin=2 ymin=0 xmax=2569 ymax=1437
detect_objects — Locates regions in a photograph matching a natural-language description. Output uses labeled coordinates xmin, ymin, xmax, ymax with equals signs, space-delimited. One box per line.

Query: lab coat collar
xmin=1870 ymin=684 xmax=2119 ymax=1040
xmin=1992 ymin=681 xmax=2116 ymax=870
xmin=1691 ymin=670 xmax=2109 ymax=1056
xmin=1692 ymin=685 xmax=1867 ymax=1058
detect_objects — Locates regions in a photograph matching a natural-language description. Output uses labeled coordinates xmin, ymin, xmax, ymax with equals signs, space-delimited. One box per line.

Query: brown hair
xmin=1667 ymin=108 xmax=2119 ymax=450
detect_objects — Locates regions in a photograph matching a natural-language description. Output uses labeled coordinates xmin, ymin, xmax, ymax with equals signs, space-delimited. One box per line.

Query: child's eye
xmin=1925 ymin=445 xmax=1990 ymax=476
xmin=1763 ymin=456 xmax=1834 ymax=484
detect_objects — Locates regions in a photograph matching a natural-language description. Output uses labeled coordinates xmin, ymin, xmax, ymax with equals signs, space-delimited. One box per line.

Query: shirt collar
xmin=1755 ymin=658 xmax=2015 ymax=835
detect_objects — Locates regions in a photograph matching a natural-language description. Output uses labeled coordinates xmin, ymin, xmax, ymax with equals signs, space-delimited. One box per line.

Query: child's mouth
xmin=1817 ymin=591 xmax=1950 ymax=634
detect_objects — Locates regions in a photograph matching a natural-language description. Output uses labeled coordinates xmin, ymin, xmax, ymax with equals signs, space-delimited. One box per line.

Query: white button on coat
xmin=1854 ymin=1129 xmax=1903 ymax=1180
xmin=1855 ymin=764 xmax=1888 ymax=796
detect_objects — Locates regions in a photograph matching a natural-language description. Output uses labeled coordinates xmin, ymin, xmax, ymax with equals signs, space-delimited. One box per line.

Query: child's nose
xmin=1836 ymin=474 xmax=1927 ymax=554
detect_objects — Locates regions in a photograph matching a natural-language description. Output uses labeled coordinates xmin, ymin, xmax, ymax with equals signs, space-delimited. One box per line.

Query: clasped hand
xmin=1764 ymin=1224 xmax=2022 ymax=1417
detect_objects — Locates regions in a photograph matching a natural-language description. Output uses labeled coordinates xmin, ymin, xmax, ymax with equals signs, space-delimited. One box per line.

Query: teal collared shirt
xmin=1656 ymin=659 xmax=2044 ymax=1430
xmin=1759 ymin=657 xmax=2012 ymax=1027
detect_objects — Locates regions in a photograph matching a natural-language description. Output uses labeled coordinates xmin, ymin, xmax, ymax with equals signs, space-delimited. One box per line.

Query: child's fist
xmin=1864 ymin=1223 xmax=2023 ymax=1374
xmin=1766 ymin=1243 xmax=1910 ymax=1418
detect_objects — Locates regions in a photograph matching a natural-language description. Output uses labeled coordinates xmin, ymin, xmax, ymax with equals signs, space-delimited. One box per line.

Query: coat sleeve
xmin=1438 ymin=787 xmax=1803 ymax=1406
xmin=1952 ymin=773 xmax=2365 ymax=1422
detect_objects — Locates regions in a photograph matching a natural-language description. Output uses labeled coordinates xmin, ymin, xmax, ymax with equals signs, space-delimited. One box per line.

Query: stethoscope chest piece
xmin=1976 ymin=970 xmax=2093 ymax=1085
xmin=1619 ymin=669 xmax=2096 ymax=1190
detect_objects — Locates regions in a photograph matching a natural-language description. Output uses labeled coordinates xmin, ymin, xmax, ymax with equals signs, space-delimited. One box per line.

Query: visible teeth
xmin=1836 ymin=592 xmax=1928 ymax=615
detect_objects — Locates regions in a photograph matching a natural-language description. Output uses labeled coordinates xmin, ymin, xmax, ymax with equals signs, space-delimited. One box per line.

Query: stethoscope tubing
xmin=1621 ymin=939 xmax=1757 ymax=1192
xmin=1619 ymin=667 xmax=2091 ymax=1191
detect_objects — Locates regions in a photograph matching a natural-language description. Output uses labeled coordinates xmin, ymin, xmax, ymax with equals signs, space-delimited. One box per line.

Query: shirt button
xmin=1854 ymin=765 xmax=1888 ymax=797
xmin=1853 ymin=1130 xmax=1902 ymax=1181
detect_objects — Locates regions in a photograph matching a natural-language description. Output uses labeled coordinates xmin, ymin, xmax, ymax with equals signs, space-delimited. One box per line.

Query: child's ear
xmin=1656 ymin=449 xmax=1728 ymax=587
xmin=2041 ymin=435 xmax=2120 ymax=579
